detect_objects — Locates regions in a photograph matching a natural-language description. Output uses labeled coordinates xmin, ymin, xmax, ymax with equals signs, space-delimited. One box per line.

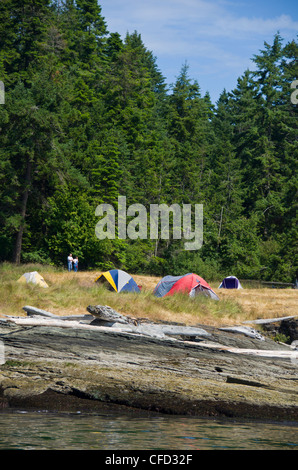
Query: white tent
xmin=17 ymin=271 xmax=49 ymax=288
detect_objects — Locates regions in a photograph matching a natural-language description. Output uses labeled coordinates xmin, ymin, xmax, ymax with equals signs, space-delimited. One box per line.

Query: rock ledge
xmin=0 ymin=306 xmax=297 ymax=421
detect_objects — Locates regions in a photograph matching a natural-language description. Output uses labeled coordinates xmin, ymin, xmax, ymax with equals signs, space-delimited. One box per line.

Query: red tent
xmin=154 ymin=273 xmax=219 ymax=300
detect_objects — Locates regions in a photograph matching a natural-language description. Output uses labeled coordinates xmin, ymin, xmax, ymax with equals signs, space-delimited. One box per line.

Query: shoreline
xmin=1 ymin=311 xmax=297 ymax=421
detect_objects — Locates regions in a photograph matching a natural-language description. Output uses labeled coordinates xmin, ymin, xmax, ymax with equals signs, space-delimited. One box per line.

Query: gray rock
xmin=1 ymin=315 xmax=297 ymax=421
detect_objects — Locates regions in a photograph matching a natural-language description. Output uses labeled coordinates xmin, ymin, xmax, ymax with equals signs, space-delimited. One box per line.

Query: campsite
xmin=1 ymin=262 xmax=297 ymax=328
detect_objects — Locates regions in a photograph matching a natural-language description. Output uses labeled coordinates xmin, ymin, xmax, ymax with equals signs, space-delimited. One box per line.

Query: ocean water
xmin=0 ymin=409 xmax=297 ymax=450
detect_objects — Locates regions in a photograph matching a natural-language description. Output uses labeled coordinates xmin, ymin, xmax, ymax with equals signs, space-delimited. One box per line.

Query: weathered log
xmin=86 ymin=304 xmax=137 ymax=324
xmin=243 ymin=316 xmax=298 ymax=345
xmin=220 ymin=326 xmax=265 ymax=341
xmin=4 ymin=316 xmax=111 ymax=331
xmin=23 ymin=305 xmax=92 ymax=322
xmin=243 ymin=315 xmax=297 ymax=325
xmin=23 ymin=305 xmax=58 ymax=318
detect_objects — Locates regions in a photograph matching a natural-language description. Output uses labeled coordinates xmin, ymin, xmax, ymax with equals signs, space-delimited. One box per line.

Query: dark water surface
xmin=0 ymin=409 xmax=297 ymax=450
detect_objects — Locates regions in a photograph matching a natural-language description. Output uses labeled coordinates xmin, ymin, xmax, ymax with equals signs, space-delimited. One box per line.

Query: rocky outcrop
xmin=0 ymin=306 xmax=297 ymax=421
xmin=258 ymin=318 xmax=298 ymax=344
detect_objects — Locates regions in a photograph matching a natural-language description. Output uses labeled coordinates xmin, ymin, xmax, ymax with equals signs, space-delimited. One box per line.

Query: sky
xmin=98 ymin=0 xmax=297 ymax=103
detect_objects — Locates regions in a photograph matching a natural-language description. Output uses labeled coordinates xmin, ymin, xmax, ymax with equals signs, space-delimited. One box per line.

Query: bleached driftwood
xmin=243 ymin=315 xmax=297 ymax=325
xmin=86 ymin=305 xmax=137 ymax=324
xmin=23 ymin=305 xmax=93 ymax=322
xmin=220 ymin=326 xmax=265 ymax=341
xmin=23 ymin=305 xmax=58 ymax=318
xmin=4 ymin=316 xmax=108 ymax=330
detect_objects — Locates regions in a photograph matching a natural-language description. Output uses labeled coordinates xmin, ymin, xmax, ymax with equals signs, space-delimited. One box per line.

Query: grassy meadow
xmin=0 ymin=262 xmax=297 ymax=327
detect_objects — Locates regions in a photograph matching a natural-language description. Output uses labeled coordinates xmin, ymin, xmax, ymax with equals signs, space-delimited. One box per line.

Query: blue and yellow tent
xmin=95 ymin=269 xmax=140 ymax=293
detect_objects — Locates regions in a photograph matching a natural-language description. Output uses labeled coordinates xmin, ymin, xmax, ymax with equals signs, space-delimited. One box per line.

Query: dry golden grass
xmin=214 ymin=287 xmax=298 ymax=321
xmin=0 ymin=263 xmax=297 ymax=327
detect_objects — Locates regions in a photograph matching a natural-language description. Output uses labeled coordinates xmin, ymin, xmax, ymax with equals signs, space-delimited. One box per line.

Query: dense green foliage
xmin=0 ymin=1 xmax=297 ymax=282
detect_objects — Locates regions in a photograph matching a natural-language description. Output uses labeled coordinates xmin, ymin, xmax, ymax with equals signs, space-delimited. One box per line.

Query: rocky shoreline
xmin=0 ymin=306 xmax=297 ymax=421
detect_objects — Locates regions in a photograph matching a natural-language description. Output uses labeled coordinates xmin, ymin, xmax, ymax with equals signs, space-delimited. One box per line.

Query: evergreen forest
xmin=0 ymin=0 xmax=297 ymax=283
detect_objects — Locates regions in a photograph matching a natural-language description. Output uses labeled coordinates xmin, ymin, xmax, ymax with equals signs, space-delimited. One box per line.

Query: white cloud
xmin=103 ymin=1 xmax=297 ymax=37
xmin=206 ymin=13 xmax=298 ymax=38
xmin=102 ymin=1 xmax=297 ymax=62
xmin=99 ymin=0 xmax=297 ymax=100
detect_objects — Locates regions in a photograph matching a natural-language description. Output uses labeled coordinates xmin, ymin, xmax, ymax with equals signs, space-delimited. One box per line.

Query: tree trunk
xmin=13 ymin=158 xmax=32 ymax=264
xmin=217 ymin=205 xmax=224 ymax=247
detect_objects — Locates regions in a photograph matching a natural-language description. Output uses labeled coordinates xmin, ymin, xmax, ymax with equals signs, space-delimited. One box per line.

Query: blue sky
xmin=99 ymin=0 xmax=297 ymax=103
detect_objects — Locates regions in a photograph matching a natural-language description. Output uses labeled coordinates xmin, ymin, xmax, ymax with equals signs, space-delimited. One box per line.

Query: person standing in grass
xmin=67 ymin=253 xmax=73 ymax=271
xmin=73 ymin=256 xmax=79 ymax=272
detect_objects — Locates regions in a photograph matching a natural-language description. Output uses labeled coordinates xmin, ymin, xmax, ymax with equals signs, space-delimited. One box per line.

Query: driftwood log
xmin=23 ymin=305 xmax=93 ymax=322
xmin=244 ymin=315 xmax=298 ymax=325
xmin=86 ymin=304 xmax=137 ymax=325
xmin=244 ymin=315 xmax=298 ymax=347
xmin=219 ymin=326 xmax=265 ymax=341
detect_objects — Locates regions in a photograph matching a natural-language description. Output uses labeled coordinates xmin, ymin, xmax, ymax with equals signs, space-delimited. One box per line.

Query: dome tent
xmin=17 ymin=271 xmax=48 ymax=288
xmin=219 ymin=276 xmax=243 ymax=289
xmin=154 ymin=273 xmax=219 ymax=300
xmin=95 ymin=269 xmax=140 ymax=293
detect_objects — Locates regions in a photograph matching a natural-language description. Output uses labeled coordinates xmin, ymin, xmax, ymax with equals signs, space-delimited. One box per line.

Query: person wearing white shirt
xmin=67 ymin=254 xmax=73 ymax=271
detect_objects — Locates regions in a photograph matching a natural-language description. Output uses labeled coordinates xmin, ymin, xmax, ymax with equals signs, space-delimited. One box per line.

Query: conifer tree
xmin=0 ymin=0 xmax=296 ymax=280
